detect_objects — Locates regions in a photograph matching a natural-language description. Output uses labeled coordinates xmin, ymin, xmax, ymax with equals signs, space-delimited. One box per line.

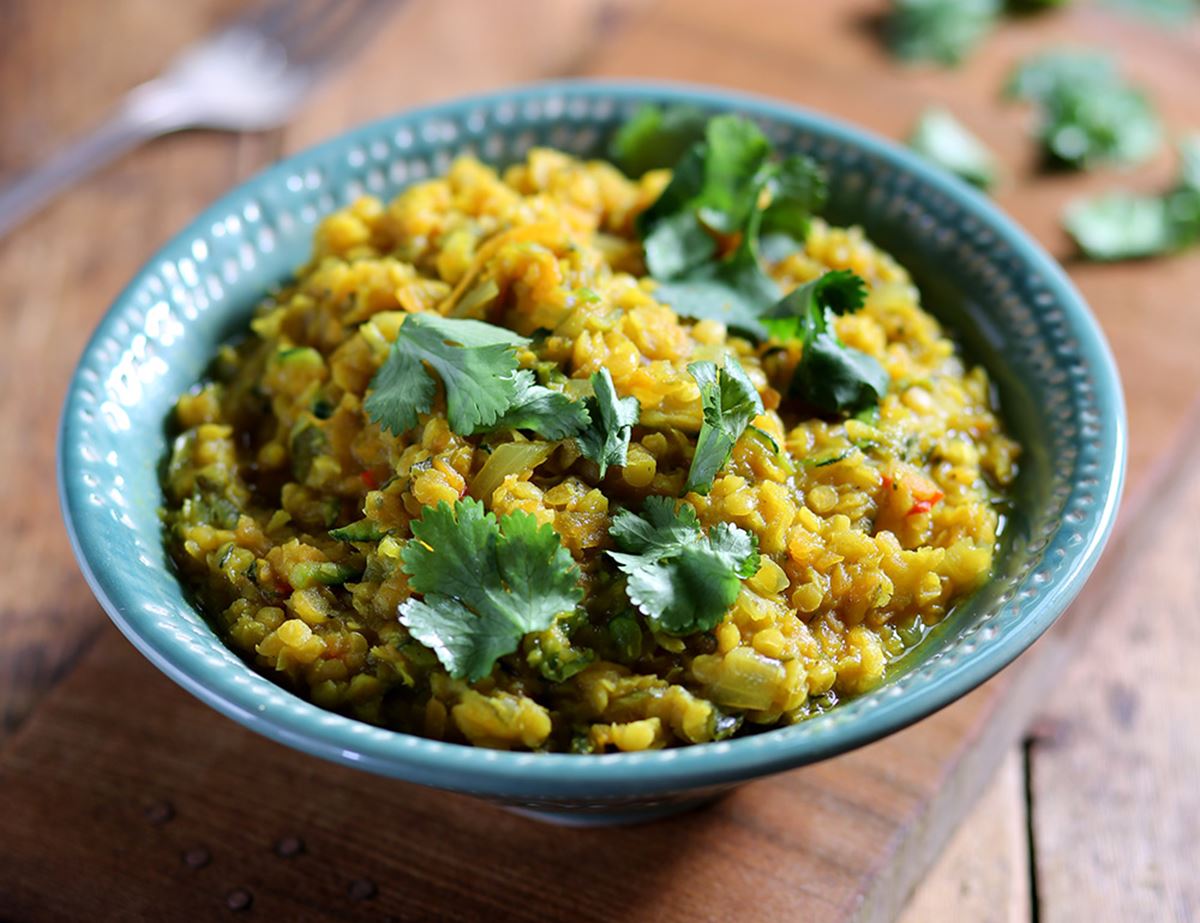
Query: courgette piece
xmin=607 ymin=613 xmax=644 ymax=663
xmin=277 ymin=345 xmax=325 ymax=367
xmin=329 ymin=519 xmax=387 ymax=543
xmin=801 ymin=447 xmax=854 ymax=468
xmin=746 ymin=425 xmax=795 ymax=475
xmin=290 ymin=424 xmax=327 ymax=482
xmin=289 ymin=561 xmax=362 ymax=589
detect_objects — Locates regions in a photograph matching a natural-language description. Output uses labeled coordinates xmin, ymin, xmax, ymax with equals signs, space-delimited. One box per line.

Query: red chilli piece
xmin=906 ymin=491 xmax=944 ymax=517
xmin=361 ymin=469 xmax=380 ymax=490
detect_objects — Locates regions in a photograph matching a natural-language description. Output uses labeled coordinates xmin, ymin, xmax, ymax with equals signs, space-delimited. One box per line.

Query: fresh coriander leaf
xmin=608 ymin=496 xmax=702 ymax=555
xmin=1006 ymin=50 xmax=1161 ymax=169
xmin=639 ymin=147 xmax=717 ymax=280
xmin=762 ymin=269 xmax=867 ymax=342
xmin=621 ymin=546 xmax=744 ymax=637
xmin=650 ymin=191 xmax=780 ymax=337
xmin=685 ymin=358 xmax=764 ymax=495
xmin=398 ymin=499 xmax=583 ymax=682
xmin=761 ymin=155 xmax=829 ymax=239
xmin=633 ymin=114 xmax=827 ymax=337
xmin=794 ymin=330 xmax=892 ymax=415
xmin=576 ymin=368 xmax=640 ymax=477
xmin=888 ymin=0 xmax=1001 ymax=66
xmin=479 ymin=370 xmax=590 ymax=439
xmin=609 ymin=104 xmax=711 ymax=178
xmin=642 ymin=208 xmax=718 ymax=283
xmin=637 ymin=115 xmax=772 ymax=278
xmin=607 ymin=497 xmax=759 ymax=636
xmin=364 ymin=314 xmax=529 ymax=437
xmin=361 ymin=346 xmax=435 ymax=438
xmin=1043 ymin=87 xmax=1159 ymax=168
xmin=694 ymin=115 xmax=775 ymax=235
xmin=764 ymin=270 xmax=888 ymax=414
xmin=707 ymin=521 xmax=762 ymax=578
xmin=397 ymin=313 xmax=529 ymax=349
xmin=758 ymin=232 xmax=804 ymax=264
xmin=1064 ymin=135 xmax=1200 ymax=260
xmin=909 ymin=107 xmax=998 ymax=190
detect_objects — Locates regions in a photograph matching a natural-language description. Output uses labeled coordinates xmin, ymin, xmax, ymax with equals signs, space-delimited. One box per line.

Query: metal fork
xmin=0 ymin=0 xmax=396 ymax=238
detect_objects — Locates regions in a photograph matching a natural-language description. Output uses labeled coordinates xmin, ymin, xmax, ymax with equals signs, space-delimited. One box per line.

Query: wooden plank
xmin=0 ymin=0 xmax=273 ymax=741
xmin=1028 ymin=412 xmax=1200 ymax=921
xmin=899 ymin=751 xmax=1032 ymax=923
xmin=2 ymin=0 xmax=1199 ymax=920
xmin=283 ymin=0 xmax=636 ymax=151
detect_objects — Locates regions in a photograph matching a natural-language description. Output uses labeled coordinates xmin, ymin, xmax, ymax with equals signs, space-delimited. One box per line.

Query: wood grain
xmin=2 ymin=0 xmax=1200 ymax=920
xmin=1029 ymin=412 xmax=1200 ymax=922
xmin=0 ymin=0 xmax=268 ymax=738
xmin=900 ymin=752 xmax=1031 ymax=923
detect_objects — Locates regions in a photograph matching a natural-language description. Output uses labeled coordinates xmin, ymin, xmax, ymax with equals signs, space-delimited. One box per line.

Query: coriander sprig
xmin=634 ymin=113 xmax=827 ymax=338
xmin=608 ymin=497 xmax=760 ymax=637
xmin=764 ymin=270 xmax=890 ymax=415
xmin=365 ymin=314 xmax=588 ymax=440
xmin=398 ymin=499 xmax=584 ymax=682
xmin=685 ymin=358 xmax=763 ymax=495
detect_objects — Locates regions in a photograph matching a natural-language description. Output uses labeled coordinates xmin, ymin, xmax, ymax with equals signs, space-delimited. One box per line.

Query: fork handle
xmin=0 ymin=82 xmax=186 ymax=239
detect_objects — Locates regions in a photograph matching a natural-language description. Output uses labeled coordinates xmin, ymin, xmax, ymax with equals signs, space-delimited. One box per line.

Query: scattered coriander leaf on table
xmin=765 ymin=270 xmax=890 ymax=415
xmin=685 ymin=358 xmax=764 ymax=495
xmin=1006 ymin=50 xmax=1161 ymax=169
xmin=364 ymin=314 xmax=529 ymax=436
xmin=908 ymin=107 xmax=998 ymax=190
xmin=399 ymin=499 xmax=583 ymax=682
xmin=576 ymin=368 xmax=640 ymax=477
xmin=888 ymin=0 xmax=1001 ymax=66
xmin=1065 ymin=194 xmax=1177 ymax=260
xmin=1102 ymin=0 xmax=1197 ymax=24
xmin=1007 ymin=0 xmax=1070 ymax=8
xmin=1065 ymin=135 xmax=1200 ymax=260
xmin=608 ymin=496 xmax=759 ymax=636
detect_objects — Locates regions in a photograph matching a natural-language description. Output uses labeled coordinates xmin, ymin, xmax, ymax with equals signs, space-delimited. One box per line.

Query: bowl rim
xmin=59 ymin=78 xmax=1126 ymax=798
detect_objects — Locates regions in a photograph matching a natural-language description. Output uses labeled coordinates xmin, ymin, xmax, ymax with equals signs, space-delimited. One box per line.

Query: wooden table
xmin=2 ymin=1 xmax=1197 ymax=919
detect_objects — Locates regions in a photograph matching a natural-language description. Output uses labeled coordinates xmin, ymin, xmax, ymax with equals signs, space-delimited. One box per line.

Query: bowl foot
xmin=501 ymin=791 xmax=726 ymax=827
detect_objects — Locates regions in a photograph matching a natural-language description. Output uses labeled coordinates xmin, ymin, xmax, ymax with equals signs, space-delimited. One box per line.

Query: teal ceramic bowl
xmin=59 ymin=81 xmax=1124 ymax=825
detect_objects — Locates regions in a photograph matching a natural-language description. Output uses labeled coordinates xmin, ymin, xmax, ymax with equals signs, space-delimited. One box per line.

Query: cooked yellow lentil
xmin=164 ymin=147 xmax=1018 ymax=752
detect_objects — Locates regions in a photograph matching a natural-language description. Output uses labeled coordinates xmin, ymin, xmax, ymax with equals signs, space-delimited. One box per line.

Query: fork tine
xmin=276 ymin=0 xmax=400 ymax=70
xmin=219 ymin=0 xmax=308 ymax=43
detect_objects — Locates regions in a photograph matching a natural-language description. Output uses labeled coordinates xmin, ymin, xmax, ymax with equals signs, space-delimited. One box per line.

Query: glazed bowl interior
xmin=59 ymin=81 xmax=1124 ymax=805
